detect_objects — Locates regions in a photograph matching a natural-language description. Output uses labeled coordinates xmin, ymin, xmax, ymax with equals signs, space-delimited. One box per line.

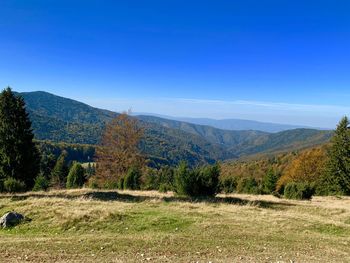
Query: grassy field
xmin=0 ymin=190 xmax=350 ymax=262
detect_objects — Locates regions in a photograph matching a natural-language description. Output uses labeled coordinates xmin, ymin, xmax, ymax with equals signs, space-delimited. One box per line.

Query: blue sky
xmin=1 ymin=1 xmax=350 ymax=128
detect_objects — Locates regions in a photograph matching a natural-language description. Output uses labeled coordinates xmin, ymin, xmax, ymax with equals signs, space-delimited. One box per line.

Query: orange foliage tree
xmin=276 ymin=147 xmax=328 ymax=191
xmin=94 ymin=112 xmax=145 ymax=186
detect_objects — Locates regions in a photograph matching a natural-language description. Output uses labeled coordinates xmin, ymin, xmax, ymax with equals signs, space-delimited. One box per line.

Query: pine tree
xmin=0 ymin=87 xmax=40 ymax=190
xmin=66 ymin=162 xmax=85 ymax=189
xmin=325 ymin=116 xmax=350 ymax=195
xmin=51 ymin=152 xmax=69 ymax=188
xmin=263 ymin=168 xmax=277 ymax=194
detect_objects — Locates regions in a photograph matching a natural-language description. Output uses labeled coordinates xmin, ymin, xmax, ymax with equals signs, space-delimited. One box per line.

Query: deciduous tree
xmin=95 ymin=112 xmax=144 ymax=186
xmin=277 ymin=147 xmax=328 ymax=192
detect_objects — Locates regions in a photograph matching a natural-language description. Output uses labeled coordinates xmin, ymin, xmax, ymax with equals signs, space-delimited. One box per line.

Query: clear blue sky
xmin=1 ymin=0 xmax=350 ymax=128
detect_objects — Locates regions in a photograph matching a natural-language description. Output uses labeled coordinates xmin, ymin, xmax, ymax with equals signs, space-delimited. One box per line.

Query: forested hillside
xmin=18 ymin=91 xmax=332 ymax=165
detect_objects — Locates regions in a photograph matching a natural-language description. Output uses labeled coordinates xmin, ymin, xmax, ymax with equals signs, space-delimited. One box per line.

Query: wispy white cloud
xmin=78 ymin=96 xmax=350 ymax=128
xmin=161 ymin=97 xmax=350 ymax=113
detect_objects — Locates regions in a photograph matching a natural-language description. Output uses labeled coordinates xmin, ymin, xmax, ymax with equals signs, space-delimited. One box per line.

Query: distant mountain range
xmin=134 ymin=112 xmax=319 ymax=133
xmin=18 ymin=91 xmax=333 ymax=166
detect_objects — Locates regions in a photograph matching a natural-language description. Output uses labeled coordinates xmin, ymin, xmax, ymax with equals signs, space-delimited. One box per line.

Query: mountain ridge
xmin=17 ymin=91 xmax=333 ymax=165
xmin=133 ymin=112 xmax=322 ymax=133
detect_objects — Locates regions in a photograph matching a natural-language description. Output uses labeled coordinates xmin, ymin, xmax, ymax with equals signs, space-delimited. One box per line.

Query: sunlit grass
xmin=0 ymin=189 xmax=350 ymax=262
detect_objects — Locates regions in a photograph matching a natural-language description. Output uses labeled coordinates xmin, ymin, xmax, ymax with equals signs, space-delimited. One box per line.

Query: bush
xmin=32 ymin=174 xmax=50 ymax=191
xmin=66 ymin=162 xmax=85 ymax=189
xmin=220 ymin=177 xmax=237 ymax=193
xmin=142 ymin=169 xmax=159 ymax=190
xmin=103 ymin=180 xmax=118 ymax=189
xmin=157 ymin=166 xmax=175 ymax=192
xmin=3 ymin=178 xmax=26 ymax=193
xmin=118 ymin=177 xmax=124 ymax=189
xmin=175 ymin=162 xmax=220 ymax=197
xmin=123 ymin=167 xmax=142 ymax=190
xmin=236 ymin=177 xmax=261 ymax=194
xmin=284 ymin=182 xmax=315 ymax=200
xmin=159 ymin=183 xmax=173 ymax=193
xmin=87 ymin=177 xmax=99 ymax=189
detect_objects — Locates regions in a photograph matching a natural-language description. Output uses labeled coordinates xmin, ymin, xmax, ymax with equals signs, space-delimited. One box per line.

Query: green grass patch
xmin=309 ymin=223 xmax=349 ymax=236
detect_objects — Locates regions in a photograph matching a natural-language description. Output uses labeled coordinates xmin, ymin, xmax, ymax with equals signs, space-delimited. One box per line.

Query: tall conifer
xmin=325 ymin=116 xmax=350 ymax=195
xmin=0 ymin=87 xmax=40 ymax=189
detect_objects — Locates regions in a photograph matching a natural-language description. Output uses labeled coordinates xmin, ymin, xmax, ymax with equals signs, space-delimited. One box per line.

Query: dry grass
xmin=0 ymin=189 xmax=350 ymax=262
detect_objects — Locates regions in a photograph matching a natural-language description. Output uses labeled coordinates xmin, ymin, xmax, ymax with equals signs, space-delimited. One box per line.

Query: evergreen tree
xmin=66 ymin=162 xmax=85 ymax=189
xmin=51 ymin=152 xmax=69 ymax=188
xmin=0 ymin=87 xmax=40 ymax=190
xmin=325 ymin=116 xmax=350 ymax=195
xmin=123 ymin=166 xmax=142 ymax=190
xmin=40 ymin=153 xmax=57 ymax=178
xmin=174 ymin=162 xmax=220 ymax=197
xmin=262 ymin=168 xmax=277 ymax=194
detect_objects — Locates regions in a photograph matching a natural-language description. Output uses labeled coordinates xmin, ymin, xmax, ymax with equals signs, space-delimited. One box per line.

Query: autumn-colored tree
xmin=95 ymin=112 xmax=145 ymax=186
xmin=277 ymin=147 xmax=328 ymax=192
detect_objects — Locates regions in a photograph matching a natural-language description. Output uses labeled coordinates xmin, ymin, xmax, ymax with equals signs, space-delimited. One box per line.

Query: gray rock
xmin=0 ymin=212 xmax=24 ymax=228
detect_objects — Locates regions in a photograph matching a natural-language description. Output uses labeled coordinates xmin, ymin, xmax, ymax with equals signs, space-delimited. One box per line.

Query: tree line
xmin=220 ymin=117 xmax=350 ymax=199
xmin=1 ymin=87 xmax=350 ymax=200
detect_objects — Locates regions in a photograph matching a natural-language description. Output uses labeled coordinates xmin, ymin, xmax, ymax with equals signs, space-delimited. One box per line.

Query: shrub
xmin=87 ymin=177 xmax=99 ymax=189
xmin=142 ymin=169 xmax=159 ymax=190
xmin=175 ymin=162 xmax=220 ymax=197
xmin=33 ymin=174 xmax=50 ymax=191
xmin=158 ymin=166 xmax=175 ymax=192
xmin=103 ymin=180 xmax=118 ymax=189
xmin=236 ymin=177 xmax=261 ymax=194
xmin=66 ymin=162 xmax=85 ymax=189
xmin=3 ymin=178 xmax=26 ymax=193
xmin=284 ymin=182 xmax=315 ymax=200
xmin=158 ymin=183 xmax=172 ymax=193
xmin=123 ymin=166 xmax=142 ymax=190
xmin=220 ymin=177 xmax=237 ymax=193
xmin=118 ymin=177 xmax=124 ymax=189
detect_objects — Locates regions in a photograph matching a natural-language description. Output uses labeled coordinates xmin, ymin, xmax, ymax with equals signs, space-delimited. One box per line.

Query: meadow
xmin=0 ymin=189 xmax=350 ymax=262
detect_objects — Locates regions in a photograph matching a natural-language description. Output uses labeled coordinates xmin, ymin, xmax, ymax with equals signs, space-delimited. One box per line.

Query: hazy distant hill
xmin=18 ymin=91 xmax=333 ymax=165
xmin=134 ymin=113 xmax=315 ymax=133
